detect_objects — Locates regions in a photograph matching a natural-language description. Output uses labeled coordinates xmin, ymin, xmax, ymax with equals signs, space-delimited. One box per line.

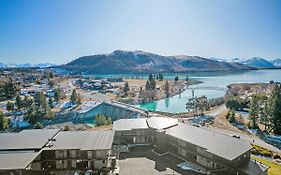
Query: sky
xmin=0 ymin=0 xmax=281 ymax=64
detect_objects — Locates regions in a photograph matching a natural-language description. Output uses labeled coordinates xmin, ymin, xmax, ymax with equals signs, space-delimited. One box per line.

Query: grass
xmin=251 ymin=144 xmax=274 ymax=157
xmin=251 ymin=155 xmax=281 ymax=175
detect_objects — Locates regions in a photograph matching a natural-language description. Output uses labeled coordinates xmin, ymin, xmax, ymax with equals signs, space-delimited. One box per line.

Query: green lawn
xmin=251 ymin=155 xmax=281 ymax=175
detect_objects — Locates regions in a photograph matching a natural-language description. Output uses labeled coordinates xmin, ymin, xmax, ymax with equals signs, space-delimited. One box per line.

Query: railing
xmin=187 ymin=86 xmax=228 ymax=92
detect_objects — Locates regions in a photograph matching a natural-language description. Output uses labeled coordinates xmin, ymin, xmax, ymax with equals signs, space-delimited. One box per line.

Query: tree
xmin=186 ymin=96 xmax=209 ymax=116
xmin=268 ymin=84 xmax=281 ymax=134
xmin=6 ymin=101 xmax=14 ymax=111
xmin=54 ymin=88 xmax=61 ymax=102
xmin=229 ymin=109 xmax=236 ymax=123
xmin=123 ymin=82 xmax=130 ymax=95
xmin=45 ymin=106 xmax=55 ymax=119
xmin=148 ymin=74 xmax=153 ymax=82
xmin=150 ymin=79 xmax=156 ymax=90
xmin=248 ymin=94 xmax=260 ymax=129
xmin=48 ymin=79 xmax=54 ymax=87
xmin=0 ymin=111 xmax=4 ymax=130
xmin=0 ymin=78 xmax=18 ymax=101
xmin=34 ymin=122 xmax=43 ymax=129
xmin=95 ymin=114 xmax=108 ymax=126
xmin=63 ymin=125 xmax=70 ymax=131
xmin=48 ymin=97 xmax=53 ymax=108
xmin=107 ymin=117 xmax=112 ymax=125
xmin=164 ymin=81 xmax=170 ymax=97
xmin=16 ymin=95 xmax=23 ymax=110
xmin=145 ymin=80 xmax=150 ymax=90
xmin=70 ymin=89 xmax=78 ymax=104
xmin=48 ymin=72 xmax=54 ymax=78
xmin=159 ymin=73 xmax=164 ymax=81
xmin=174 ymin=76 xmax=179 ymax=82
xmin=225 ymin=96 xmax=246 ymax=110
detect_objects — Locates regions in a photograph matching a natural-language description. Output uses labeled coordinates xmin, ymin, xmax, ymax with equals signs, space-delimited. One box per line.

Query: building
xmin=0 ymin=129 xmax=116 ymax=174
xmin=113 ymin=116 xmax=178 ymax=145
xmin=156 ymin=123 xmax=269 ymax=174
xmin=0 ymin=129 xmax=60 ymax=175
xmin=42 ymin=130 xmax=116 ymax=171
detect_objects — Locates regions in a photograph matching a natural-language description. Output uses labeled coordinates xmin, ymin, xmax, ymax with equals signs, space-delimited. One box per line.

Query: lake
xmin=136 ymin=69 xmax=281 ymax=113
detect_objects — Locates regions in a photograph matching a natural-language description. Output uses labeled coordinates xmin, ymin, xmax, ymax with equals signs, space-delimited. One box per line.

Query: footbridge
xmin=187 ymin=86 xmax=228 ymax=92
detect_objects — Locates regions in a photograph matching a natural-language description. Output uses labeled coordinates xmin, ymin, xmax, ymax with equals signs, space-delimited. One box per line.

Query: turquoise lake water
xmin=135 ymin=69 xmax=281 ymax=113
xmin=69 ymin=69 xmax=281 ymax=116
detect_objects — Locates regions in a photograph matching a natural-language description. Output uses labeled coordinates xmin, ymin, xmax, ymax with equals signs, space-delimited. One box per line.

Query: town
xmin=0 ymin=68 xmax=281 ymax=175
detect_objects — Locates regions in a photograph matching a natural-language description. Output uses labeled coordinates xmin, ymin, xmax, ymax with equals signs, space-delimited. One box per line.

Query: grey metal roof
xmin=166 ymin=123 xmax=252 ymax=160
xmin=147 ymin=117 xmax=178 ymax=130
xmin=45 ymin=130 xmax=115 ymax=150
xmin=0 ymin=151 xmax=41 ymax=170
xmin=113 ymin=118 xmax=148 ymax=131
xmin=238 ymin=159 xmax=269 ymax=175
xmin=0 ymin=129 xmax=60 ymax=150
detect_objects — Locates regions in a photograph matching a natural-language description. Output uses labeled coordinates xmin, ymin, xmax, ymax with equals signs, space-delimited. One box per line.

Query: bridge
xmin=187 ymin=86 xmax=228 ymax=92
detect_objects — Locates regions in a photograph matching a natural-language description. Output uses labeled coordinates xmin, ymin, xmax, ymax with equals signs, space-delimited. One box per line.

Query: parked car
xmin=84 ymin=170 xmax=93 ymax=175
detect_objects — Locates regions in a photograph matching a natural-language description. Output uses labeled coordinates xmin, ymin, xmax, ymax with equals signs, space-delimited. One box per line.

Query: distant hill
xmin=0 ymin=63 xmax=57 ymax=68
xmin=241 ymin=57 xmax=275 ymax=69
xmin=63 ymin=50 xmax=252 ymax=74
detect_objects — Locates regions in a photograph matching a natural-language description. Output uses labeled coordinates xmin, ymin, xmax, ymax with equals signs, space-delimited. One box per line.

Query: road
xmin=206 ymin=105 xmax=281 ymax=154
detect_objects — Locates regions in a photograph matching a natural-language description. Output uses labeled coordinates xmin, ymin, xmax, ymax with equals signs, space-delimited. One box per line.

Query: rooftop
xmin=0 ymin=151 xmax=41 ymax=170
xmin=44 ymin=130 xmax=115 ymax=150
xmin=0 ymin=129 xmax=59 ymax=151
xmin=166 ymin=123 xmax=252 ymax=161
xmin=146 ymin=117 xmax=178 ymax=130
xmin=113 ymin=118 xmax=148 ymax=131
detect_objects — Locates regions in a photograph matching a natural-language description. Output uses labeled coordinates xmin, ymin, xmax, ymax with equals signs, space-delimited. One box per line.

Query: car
xmin=84 ymin=170 xmax=93 ymax=175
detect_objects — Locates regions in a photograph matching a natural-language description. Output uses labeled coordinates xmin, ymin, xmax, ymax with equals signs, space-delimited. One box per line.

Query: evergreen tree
xmin=145 ymin=80 xmax=150 ymax=90
xmin=249 ymin=94 xmax=260 ymax=129
xmin=159 ymin=73 xmax=164 ymax=81
xmin=16 ymin=95 xmax=23 ymax=110
xmin=123 ymin=82 xmax=130 ymax=95
xmin=107 ymin=117 xmax=112 ymax=125
xmin=0 ymin=111 xmax=4 ymax=130
xmin=48 ymin=97 xmax=53 ymax=108
xmin=70 ymin=89 xmax=78 ymax=104
xmin=269 ymin=84 xmax=281 ymax=134
xmin=6 ymin=101 xmax=14 ymax=111
xmin=54 ymin=88 xmax=61 ymax=102
xmin=229 ymin=109 xmax=236 ymax=123
xmin=150 ymin=79 xmax=156 ymax=90
xmin=34 ymin=122 xmax=43 ymax=129
xmin=148 ymin=74 xmax=153 ymax=82
xmin=174 ymin=76 xmax=179 ymax=82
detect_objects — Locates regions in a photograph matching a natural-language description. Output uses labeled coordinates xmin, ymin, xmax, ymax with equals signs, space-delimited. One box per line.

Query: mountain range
xmin=0 ymin=63 xmax=57 ymax=68
xmin=62 ymin=50 xmax=280 ymax=74
xmin=1 ymin=50 xmax=280 ymax=73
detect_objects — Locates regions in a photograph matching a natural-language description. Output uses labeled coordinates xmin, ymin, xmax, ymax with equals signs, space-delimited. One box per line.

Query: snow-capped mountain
xmin=241 ymin=57 xmax=275 ymax=68
xmin=270 ymin=59 xmax=281 ymax=67
xmin=0 ymin=63 xmax=57 ymax=68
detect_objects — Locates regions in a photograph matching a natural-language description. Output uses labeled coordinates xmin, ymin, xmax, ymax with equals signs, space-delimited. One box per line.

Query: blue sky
xmin=0 ymin=0 xmax=281 ymax=64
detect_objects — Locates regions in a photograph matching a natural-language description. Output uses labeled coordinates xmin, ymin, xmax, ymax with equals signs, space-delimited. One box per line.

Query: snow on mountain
xmin=0 ymin=63 xmax=57 ymax=68
xmin=242 ymin=57 xmax=275 ymax=68
xmin=270 ymin=59 xmax=281 ymax=67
